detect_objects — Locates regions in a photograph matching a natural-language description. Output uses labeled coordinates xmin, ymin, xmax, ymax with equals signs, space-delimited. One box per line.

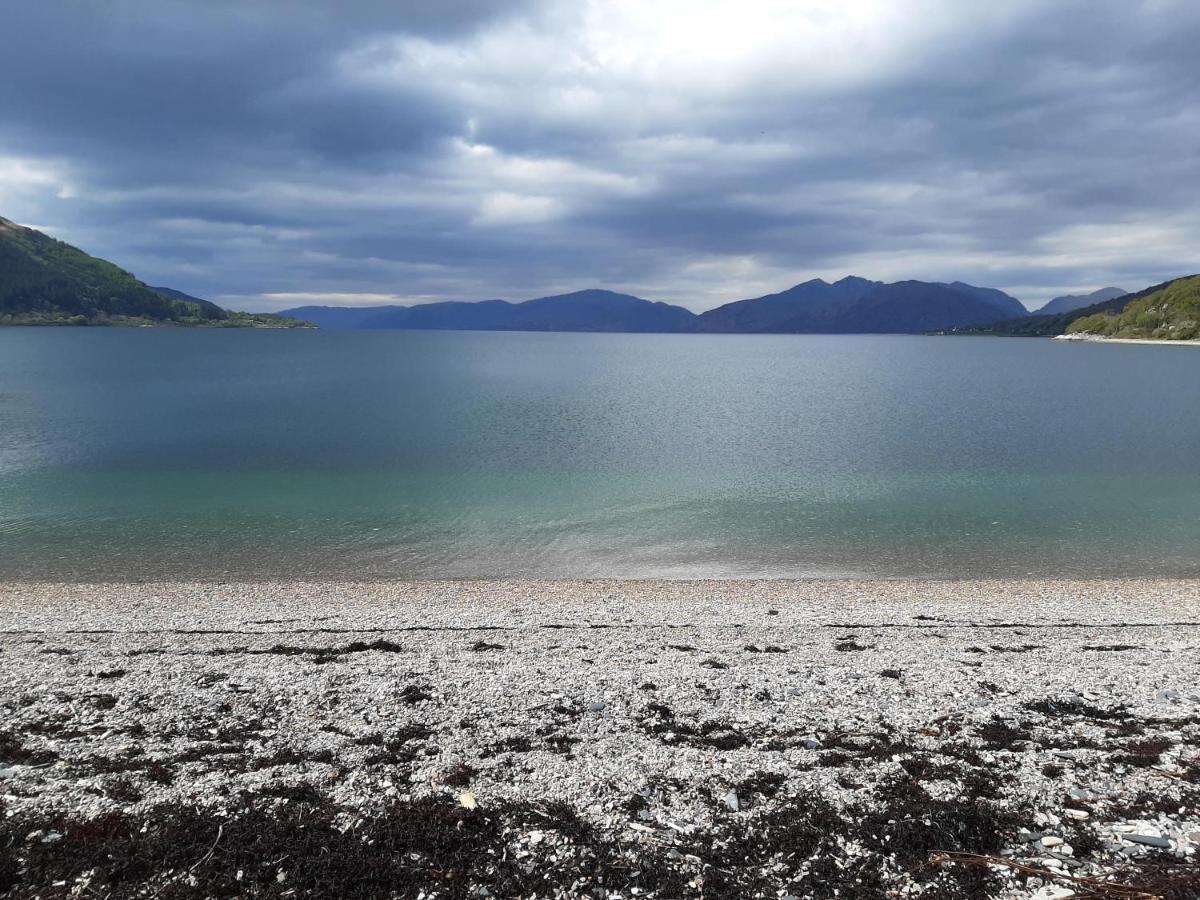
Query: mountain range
xmin=4 ymin=213 xmax=1184 ymax=337
xmin=0 ymin=216 xmax=308 ymax=327
xmin=283 ymin=278 xmax=1030 ymax=334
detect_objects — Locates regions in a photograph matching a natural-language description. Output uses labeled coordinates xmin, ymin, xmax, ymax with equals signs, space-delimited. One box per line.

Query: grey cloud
xmin=1 ymin=0 xmax=1198 ymax=311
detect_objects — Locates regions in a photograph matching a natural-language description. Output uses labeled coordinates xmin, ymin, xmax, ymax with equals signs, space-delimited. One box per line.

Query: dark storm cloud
xmin=2 ymin=0 xmax=1198 ymax=311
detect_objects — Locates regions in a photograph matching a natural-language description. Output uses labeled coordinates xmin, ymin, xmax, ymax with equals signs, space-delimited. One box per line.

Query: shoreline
xmin=3 ymin=579 xmax=1198 ymax=898
xmin=1055 ymin=333 xmax=1200 ymax=347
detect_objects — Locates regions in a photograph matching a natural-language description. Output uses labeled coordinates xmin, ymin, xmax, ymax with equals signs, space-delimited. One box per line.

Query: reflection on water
xmin=1 ymin=329 xmax=1197 ymax=579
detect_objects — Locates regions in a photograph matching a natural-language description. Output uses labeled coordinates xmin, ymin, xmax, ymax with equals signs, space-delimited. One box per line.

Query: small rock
xmin=1067 ymin=788 xmax=1094 ymax=801
xmin=1041 ymin=836 xmax=1064 ymax=848
xmin=587 ymin=701 xmax=606 ymax=712
xmin=1157 ymin=689 xmax=1182 ymax=702
xmin=1126 ymin=834 xmax=1171 ymax=849
xmin=721 ymin=790 xmax=739 ymax=811
xmin=459 ymin=791 xmax=477 ymax=810
xmin=1063 ymin=808 xmax=1089 ymax=820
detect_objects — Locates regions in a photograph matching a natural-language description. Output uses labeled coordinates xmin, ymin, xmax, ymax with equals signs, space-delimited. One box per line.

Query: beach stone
xmin=1126 ymin=834 xmax=1171 ymax=848
xmin=5 ymin=580 xmax=1200 ymax=897
xmin=1041 ymin=836 xmax=1063 ymax=847
xmin=1031 ymin=887 xmax=1074 ymax=900
xmin=587 ymin=701 xmax=606 ymax=712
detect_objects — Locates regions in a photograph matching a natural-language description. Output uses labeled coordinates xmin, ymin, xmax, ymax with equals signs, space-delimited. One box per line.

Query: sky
xmin=1 ymin=1 xmax=1198 ymax=312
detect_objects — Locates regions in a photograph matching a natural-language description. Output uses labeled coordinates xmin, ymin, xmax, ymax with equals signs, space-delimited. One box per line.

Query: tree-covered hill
xmin=0 ymin=216 xmax=310 ymax=327
xmin=1068 ymin=275 xmax=1200 ymax=340
xmin=947 ymin=276 xmax=1192 ymax=337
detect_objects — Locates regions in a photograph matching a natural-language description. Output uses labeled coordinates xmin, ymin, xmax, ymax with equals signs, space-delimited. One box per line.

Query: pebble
xmin=1125 ymin=833 xmax=1172 ymax=848
xmin=3 ymin=580 xmax=1200 ymax=897
xmin=1033 ymin=888 xmax=1075 ymax=899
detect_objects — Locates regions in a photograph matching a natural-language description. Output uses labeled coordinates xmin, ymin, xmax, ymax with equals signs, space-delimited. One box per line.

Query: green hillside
xmin=948 ymin=276 xmax=1194 ymax=337
xmin=0 ymin=215 xmax=309 ymax=327
xmin=1068 ymin=275 xmax=1200 ymax=340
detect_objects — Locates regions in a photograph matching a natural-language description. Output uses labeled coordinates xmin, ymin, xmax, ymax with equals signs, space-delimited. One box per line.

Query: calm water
xmin=1 ymin=329 xmax=1197 ymax=580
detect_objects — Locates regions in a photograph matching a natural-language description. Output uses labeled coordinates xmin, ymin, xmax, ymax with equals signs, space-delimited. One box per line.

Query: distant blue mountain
xmin=693 ymin=276 xmax=880 ymax=332
xmin=695 ymin=278 xmax=1025 ymax=333
xmin=285 ymin=289 xmax=696 ymax=333
xmin=274 ymin=305 xmax=412 ymax=330
xmin=820 ymin=281 xmax=1020 ymax=333
xmin=1035 ymin=286 xmax=1126 ymax=315
xmin=936 ymin=281 xmax=1028 ymax=319
xmin=280 ymin=279 xmax=1031 ymax=334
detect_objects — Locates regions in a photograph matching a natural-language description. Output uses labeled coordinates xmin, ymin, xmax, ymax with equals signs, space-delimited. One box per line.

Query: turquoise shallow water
xmin=1 ymin=328 xmax=1197 ymax=579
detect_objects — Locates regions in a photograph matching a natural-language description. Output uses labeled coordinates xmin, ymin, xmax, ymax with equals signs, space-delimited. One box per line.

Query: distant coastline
xmin=0 ymin=314 xmax=314 ymax=329
xmin=6 ymin=211 xmax=1197 ymax=338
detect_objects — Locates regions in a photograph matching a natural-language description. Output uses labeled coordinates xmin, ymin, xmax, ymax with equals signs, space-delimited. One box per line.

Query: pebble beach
xmin=2 ymin=578 xmax=1198 ymax=898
